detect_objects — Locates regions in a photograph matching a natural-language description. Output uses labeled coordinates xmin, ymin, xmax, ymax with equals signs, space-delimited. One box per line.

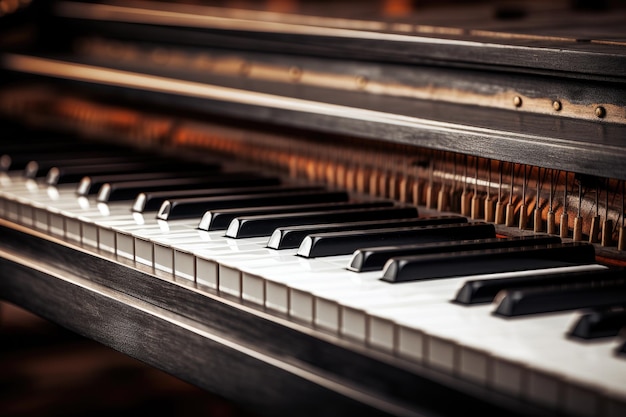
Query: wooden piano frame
xmin=2 ymin=1 xmax=626 ymax=416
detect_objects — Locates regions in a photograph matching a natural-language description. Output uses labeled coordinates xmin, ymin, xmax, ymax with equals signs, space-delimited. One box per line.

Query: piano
xmin=1 ymin=1 xmax=626 ymax=416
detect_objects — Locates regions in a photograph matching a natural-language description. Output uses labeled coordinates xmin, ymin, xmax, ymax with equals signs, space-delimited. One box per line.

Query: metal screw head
xmin=239 ymin=62 xmax=251 ymax=76
xmin=552 ymin=100 xmax=562 ymax=111
xmin=288 ymin=66 xmax=302 ymax=81
xmin=513 ymin=96 xmax=522 ymax=107
xmin=595 ymin=106 xmax=606 ymax=118
xmin=355 ymin=75 xmax=368 ymax=89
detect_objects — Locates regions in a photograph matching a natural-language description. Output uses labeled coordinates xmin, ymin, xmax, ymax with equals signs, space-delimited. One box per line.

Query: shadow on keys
xmin=0 ymin=302 xmax=258 ymax=417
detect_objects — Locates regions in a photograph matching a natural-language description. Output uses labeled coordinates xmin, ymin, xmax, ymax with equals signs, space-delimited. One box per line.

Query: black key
xmin=269 ymin=215 xmax=467 ymax=250
xmin=158 ymin=190 xmax=351 ymax=221
xmin=199 ymin=201 xmax=395 ymax=230
xmin=454 ymin=265 xmax=623 ymax=305
xmin=298 ymin=221 xmax=495 ymax=258
xmin=1 ymin=143 xmax=131 ymax=171
xmin=133 ymin=184 xmax=324 ymax=212
xmin=77 ymin=171 xmax=221 ymax=196
xmin=49 ymin=162 xmax=148 ymax=185
xmin=227 ymin=206 xmax=420 ymax=239
xmin=98 ymin=172 xmax=277 ymax=202
xmin=47 ymin=159 xmax=221 ymax=185
xmin=24 ymin=154 xmax=160 ymax=178
xmin=381 ymin=242 xmax=596 ymax=283
xmin=494 ymin=279 xmax=626 ymax=317
xmin=1 ymin=148 xmax=75 ymax=171
xmin=350 ymin=235 xmax=562 ymax=272
xmin=569 ymin=305 xmax=626 ymax=340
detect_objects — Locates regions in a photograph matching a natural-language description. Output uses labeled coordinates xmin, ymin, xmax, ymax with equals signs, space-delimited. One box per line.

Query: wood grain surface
xmin=0 ymin=301 xmax=258 ymax=417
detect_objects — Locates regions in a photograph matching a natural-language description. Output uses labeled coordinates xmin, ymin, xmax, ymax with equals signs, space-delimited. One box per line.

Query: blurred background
xmin=0 ymin=301 xmax=259 ymax=417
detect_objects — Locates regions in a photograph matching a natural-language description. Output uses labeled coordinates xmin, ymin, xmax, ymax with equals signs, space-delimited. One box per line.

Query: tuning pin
xmin=505 ymin=203 xmax=516 ymax=227
xmin=449 ymin=186 xmax=461 ymax=213
xmin=573 ymin=215 xmax=584 ymax=241
xmin=355 ymin=165 xmax=369 ymax=194
xmin=560 ymin=172 xmax=570 ymax=238
xmin=389 ymin=170 xmax=404 ymax=201
xmin=534 ymin=207 xmax=543 ymax=233
xmin=495 ymin=200 xmax=505 ymax=224
xmin=494 ymin=162 xmax=505 ymax=224
xmin=335 ymin=163 xmax=347 ymax=189
xmin=546 ymin=170 xmax=557 ymax=234
xmin=483 ymin=159 xmax=496 ymax=222
xmin=369 ymin=169 xmax=380 ymax=197
xmin=425 ymin=172 xmax=437 ymax=209
xmin=378 ymin=170 xmax=390 ymax=199
xmin=617 ymin=181 xmax=626 ymax=250
xmin=469 ymin=158 xmax=482 ymax=219
xmin=589 ymin=187 xmax=601 ymax=244
xmin=398 ymin=173 xmax=412 ymax=204
xmin=547 ymin=210 xmax=556 ymax=234
xmin=437 ymin=184 xmax=449 ymax=212
xmin=461 ymin=190 xmax=472 ymax=217
xmin=589 ymin=214 xmax=601 ymax=243
xmin=505 ymin=163 xmax=516 ymax=227
xmin=412 ymin=177 xmax=423 ymax=207
xmin=602 ymin=218 xmax=613 ymax=247
xmin=345 ymin=164 xmax=357 ymax=193
xmin=484 ymin=193 xmax=496 ymax=222
xmin=426 ymin=185 xmax=437 ymax=209
xmin=457 ymin=155 xmax=469 ymax=216
xmin=518 ymin=166 xmax=530 ymax=230
xmin=573 ymin=180 xmax=583 ymax=241
xmin=601 ymin=179 xmax=613 ymax=247
xmin=518 ymin=205 xmax=529 ymax=229
xmin=471 ymin=194 xmax=483 ymax=219
xmin=560 ymin=211 xmax=570 ymax=238
xmin=533 ymin=170 xmax=543 ymax=232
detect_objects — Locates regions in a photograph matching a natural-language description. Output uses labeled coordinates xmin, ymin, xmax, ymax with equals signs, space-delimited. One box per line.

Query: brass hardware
xmin=595 ymin=106 xmax=606 ymax=118
xmin=239 ymin=62 xmax=251 ymax=76
xmin=355 ymin=75 xmax=368 ymax=89
xmin=288 ymin=66 xmax=302 ymax=81
xmin=513 ymin=96 xmax=522 ymax=107
xmin=552 ymin=100 xmax=562 ymax=111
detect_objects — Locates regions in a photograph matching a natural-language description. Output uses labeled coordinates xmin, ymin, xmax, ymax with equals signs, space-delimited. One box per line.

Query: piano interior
xmin=1 ymin=0 xmax=626 ymax=416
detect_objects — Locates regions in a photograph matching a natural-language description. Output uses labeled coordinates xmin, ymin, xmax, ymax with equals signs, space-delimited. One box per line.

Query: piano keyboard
xmin=1 ymin=134 xmax=626 ymax=417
